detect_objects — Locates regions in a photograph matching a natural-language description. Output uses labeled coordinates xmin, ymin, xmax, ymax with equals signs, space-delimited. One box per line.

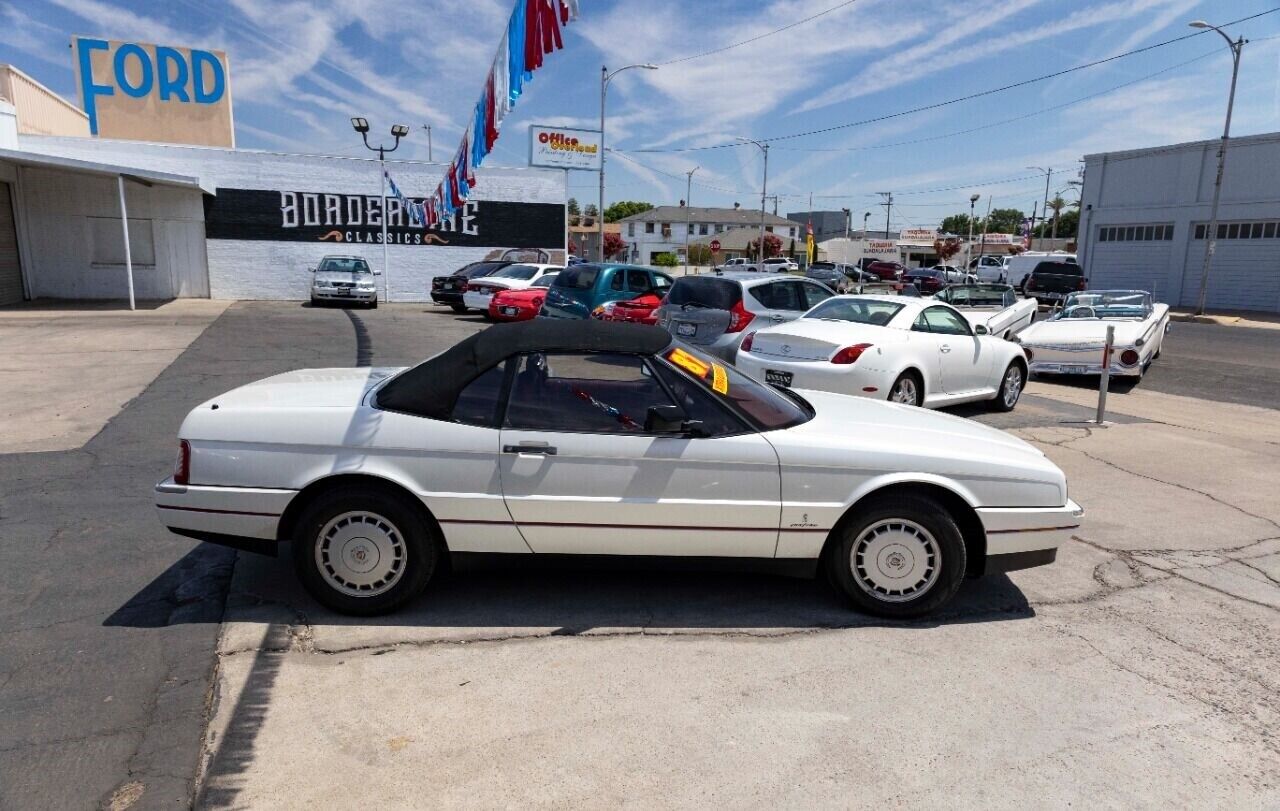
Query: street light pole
xmin=684 ymin=166 xmax=698 ymax=274
xmin=735 ymin=137 xmax=770 ymax=262
xmin=967 ymin=193 xmax=979 ymax=270
xmin=352 ymin=118 xmax=408 ymax=303
xmin=1190 ymin=20 xmax=1246 ymax=315
xmin=600 ymin=63 xmax=658 ymax=263
xmin=862 ymin=211 xmax=870 ymax=238
xmin=421 ymin=124 xmax=432 ymax=162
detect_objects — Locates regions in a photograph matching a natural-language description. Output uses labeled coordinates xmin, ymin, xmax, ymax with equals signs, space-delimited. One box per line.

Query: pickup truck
xmin=1023 ymin=261 xmax=1087 ymax=305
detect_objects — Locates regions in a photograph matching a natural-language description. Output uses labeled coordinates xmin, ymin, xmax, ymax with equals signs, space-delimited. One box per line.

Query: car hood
xmin=1019 ymin=318 xmax=1149 ymax=346
xmin=315 ymin=271 xmax=374 ymax=285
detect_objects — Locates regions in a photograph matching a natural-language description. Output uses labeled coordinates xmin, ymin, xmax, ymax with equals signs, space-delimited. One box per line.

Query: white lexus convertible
xmin=155 ymin=320 xmax=1080 ymax=619
xmin=1015 ymin=290 xmax=1170 ymax=378
xmin=735 ymin=295 xmax=1030 ymax=412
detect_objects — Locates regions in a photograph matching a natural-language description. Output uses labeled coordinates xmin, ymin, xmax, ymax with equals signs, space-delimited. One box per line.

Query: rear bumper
xmin=155 ymin=478 xmax=294 ymax=551
xmin=463 ymin=291 xmax=494 ymax=311
xmin=978 ymin=500 xmax=1083 ymax=573
xmin=431 ymin=290 xmax=464 ymax=304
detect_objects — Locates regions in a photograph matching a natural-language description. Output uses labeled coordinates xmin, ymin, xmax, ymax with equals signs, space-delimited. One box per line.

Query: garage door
xmin=1088 ymin=241 xmax=1173 ymax=299
xmin=0 ymin=182 xmax=23 ymax=305
xmin=1182 ymin=221 xmax=1280 ymax=313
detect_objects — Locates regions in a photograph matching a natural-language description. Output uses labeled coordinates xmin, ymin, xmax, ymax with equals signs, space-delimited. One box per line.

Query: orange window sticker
xmin=711 ymin=364 xmax=729 ymax=394
xmin=666 ymin=347 xmax=710 ymax=379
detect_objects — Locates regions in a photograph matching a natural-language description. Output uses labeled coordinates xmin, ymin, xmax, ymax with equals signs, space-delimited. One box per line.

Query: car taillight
xmin=1120 ymin=349 xmax=1139 ymax=366
xmin=1077 ymin=278 xmax=1087 ymax=290
xmin=1025 ymin=278 xmax=1036 ymax=291
xmin=830 ymin=343 xmax=873 ymax=364
xmin=740 ymin=331 xmax=756 ymax=352
xmin=726 ymin=299 xmax=755 ymax=333
xmin=173 ymin=439 xmax=190 ymax=485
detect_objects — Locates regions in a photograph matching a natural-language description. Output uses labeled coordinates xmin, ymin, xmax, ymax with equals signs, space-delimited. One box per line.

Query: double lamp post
xmin=351 ymin=117 xmax=410 ymax=303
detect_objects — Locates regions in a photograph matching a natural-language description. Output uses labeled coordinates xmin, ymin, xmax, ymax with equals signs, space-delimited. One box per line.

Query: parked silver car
xmin=310 ymin=255 xmax=379 ymax=307
xmin=654 ymin=272 xmax=836 ymax=360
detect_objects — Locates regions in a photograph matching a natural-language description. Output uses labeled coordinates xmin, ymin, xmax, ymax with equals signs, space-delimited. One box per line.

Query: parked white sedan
xmin=933 ymin=283 xmax=1037 ymax=339
xmin=735 ymin=295 xmax=1030 ymax=411
xmin=154 ymin=320 xmax=1079 ymax=619
xmin=462 ymin=263 xmax=561 ymax=313
xmin=1015 ymin=290 xmax=1170 ymax=378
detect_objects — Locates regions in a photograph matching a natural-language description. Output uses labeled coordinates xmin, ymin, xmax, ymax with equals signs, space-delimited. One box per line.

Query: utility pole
xmin=421 ymin=125 xmax=433 ymax=162
xmin=1027 ymin=166 xmax=1052 ymax=250
xmin=966 ymin=193 xmax=979 ymax=269
xmin=684 ymin=166 xmax=698 ymax=274
xmin=877 ymin=192 xmax=893 ymax=238
xmin=978 ymin=196 xmax=993 ymax=264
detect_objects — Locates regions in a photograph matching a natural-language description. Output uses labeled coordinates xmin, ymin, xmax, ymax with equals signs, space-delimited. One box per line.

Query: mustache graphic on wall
xmin=318 ymin=231 xmax=450 ymax=245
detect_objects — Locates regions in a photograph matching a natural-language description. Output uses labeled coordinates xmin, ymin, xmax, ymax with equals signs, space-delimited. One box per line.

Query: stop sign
xmin=710 ymin=239 xmax=721 ymax=252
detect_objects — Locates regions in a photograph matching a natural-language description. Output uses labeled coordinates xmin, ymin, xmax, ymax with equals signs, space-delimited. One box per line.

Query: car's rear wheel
xmin=888 ymin=372 xmax=923 ymax=407
xmin=990 ymin=361 xmax=1025 ymax=412
xmin=827 ymin=494 xmax=967 ymax=618
xmin=450 ymin=303 xmax=466 ymax=313
xmin=292 ymin=486 xmax=437 ymax=615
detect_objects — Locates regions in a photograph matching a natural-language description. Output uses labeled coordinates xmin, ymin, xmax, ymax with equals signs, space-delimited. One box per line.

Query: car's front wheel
xmin=827 ymin=494 xmax=967 ymax=618
xmin=990 ymin=361 xmax=1025 ymax=412
xmin=292 ymin=486 xmax=437 ymax=615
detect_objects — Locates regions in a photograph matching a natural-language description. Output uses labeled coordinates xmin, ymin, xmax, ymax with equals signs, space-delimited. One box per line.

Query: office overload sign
xmin=528 ymin=125 xmax=602 ymax=171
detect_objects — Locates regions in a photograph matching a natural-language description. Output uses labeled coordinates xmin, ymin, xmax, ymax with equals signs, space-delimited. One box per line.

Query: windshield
xmin=667 ymin=276 xmax=742 ymax=310
xmin=661 ymin=343 xmax=811 ymax=431
xmin=804 ymin=297 xmax=904 ymax=325
xmin=318 ymin=257 xmax=370 ymax=273
xmin=530 ymin=274 xmax=557 ymax=288
xmin=554 ymin=265 xmax=600 ymax=289
xmin=936 ymin=286 xmax=1007 ymax=306
xmin=492 ymin=263 xmax=541 ymax=280
xmin=1057 ymin=291 xmax=1152 ymax=320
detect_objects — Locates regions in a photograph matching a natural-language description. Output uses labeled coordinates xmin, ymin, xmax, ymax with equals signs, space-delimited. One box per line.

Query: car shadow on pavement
xmin=1030 ymin=373 xmax=1141 ymax=394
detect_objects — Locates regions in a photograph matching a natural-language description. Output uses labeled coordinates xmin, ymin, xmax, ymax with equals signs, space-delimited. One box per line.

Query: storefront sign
xmin=73 ymin=36 xmax=234 ymax=147
xmin=865 ymin=239 xmax=897 ymax=255
xmin=899 ymin=228 xmax=938 ymax=243
xmin=203 ymin=188 xmax=564 ymax=248
xmin=975 ymin=233 xmax=1019 ymax=245
xmin=528 ymin=125 xmax=602 ymax=171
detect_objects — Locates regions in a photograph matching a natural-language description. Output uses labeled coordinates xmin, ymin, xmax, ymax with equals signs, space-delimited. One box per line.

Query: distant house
xmin=619 ymin=205 xmax=799 ymax=264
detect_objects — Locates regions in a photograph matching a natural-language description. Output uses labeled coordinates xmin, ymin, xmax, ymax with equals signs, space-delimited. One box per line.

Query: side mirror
xmin=309 ymin=267 xmax=316 ymax=273
xmin=374 ymin=270 xmax=383 ymax=275
xmin=974 ymin=324 xmax=989 ymax=336
xmin=645 ymin=404 xmax=703 ymax=436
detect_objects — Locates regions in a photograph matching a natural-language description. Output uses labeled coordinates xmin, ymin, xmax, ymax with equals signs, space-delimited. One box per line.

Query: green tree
xmin=584 ymin=203 xmax=599 ymax=219
xmin=567 ymin=198 xmax=580 ymax=217
xmin=940 ymin=213 xmax=976 ymax=236
xmin=746 ymin=233 xmax=784 ymax=259
xmin=686 ymin=244 xmax=713 ymax=266
xmin=652 ymin=252 xmax=678 ymax=267
xmin=604 ymin=200 xmax=655 ymax=223
xmin=985 ymin=208 xmax=1025 ymax=235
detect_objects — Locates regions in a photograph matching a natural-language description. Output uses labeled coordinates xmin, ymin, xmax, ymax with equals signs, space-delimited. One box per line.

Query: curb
xmin=1169 ymin=312 xmax=1280 ymax=330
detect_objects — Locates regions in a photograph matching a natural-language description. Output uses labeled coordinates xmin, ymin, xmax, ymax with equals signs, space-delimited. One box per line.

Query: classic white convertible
xmin=735 ymin=295 xmax=1030 ymax=412
xmin=154 ymin=321 xmax=1080 ymax=619
xmin=932 ymin=284 xmax=1037 ymax=339
xmin=1014 ymin=290 xmax=1170 ymax=378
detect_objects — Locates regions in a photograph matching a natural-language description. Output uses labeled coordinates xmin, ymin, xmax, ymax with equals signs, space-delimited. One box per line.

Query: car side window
xmin=750 ymin=281 xmax=804 ymax=311
xmin=923 ymin=306 xmax=972 ymax=336
xmin=652 ymin=273 xmax=672 ymax=294
xmin=651 ymin=364 xmax=747 ymax=437
xmin=451 ymin=362 xmax=507 ymax=426
xmin=504 ymin=352 xmax=678 ymax=434
xmin=609 ymin=271 xmax=625 ymax=291
xmin=627 ymin=270 xmax=650 ymax=291
xmin=800 ymin=282 xmax=833 ymax=309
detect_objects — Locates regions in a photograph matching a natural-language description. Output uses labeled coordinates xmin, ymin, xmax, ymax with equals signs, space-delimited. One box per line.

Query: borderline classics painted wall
xmin=17 ymin=135 xmax=566 ymax=301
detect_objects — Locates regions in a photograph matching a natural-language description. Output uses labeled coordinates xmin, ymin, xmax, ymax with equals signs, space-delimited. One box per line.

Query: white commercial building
xmin=0 ymin=125 xmax=565 ymax=305
xmin=619 ymin=205 xmax=799 ymax=264
xmin=1079 ymin=131 xmax=1280 ymax=314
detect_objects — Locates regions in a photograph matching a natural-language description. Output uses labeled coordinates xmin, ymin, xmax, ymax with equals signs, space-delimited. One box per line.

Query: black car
xmin=431 ymin=261 xmax=512 ymax=312
xmin=902 ymin=267 xmax=946 ymax=294
xmin=1024 ymin=261 xmax=1087 ymax=305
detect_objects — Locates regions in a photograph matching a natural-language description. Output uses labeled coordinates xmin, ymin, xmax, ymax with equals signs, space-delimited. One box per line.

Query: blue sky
xmin=4 ymin=0 xmax=1280 ymax=228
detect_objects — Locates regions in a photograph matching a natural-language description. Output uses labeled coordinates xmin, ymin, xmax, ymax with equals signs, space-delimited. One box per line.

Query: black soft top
xmin=376 ymin=319 xmax=673 ymax=420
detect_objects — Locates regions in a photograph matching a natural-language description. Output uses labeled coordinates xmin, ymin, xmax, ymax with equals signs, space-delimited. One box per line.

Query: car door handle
xmin=503 ymin=443 xmax=557 ymax=455
xmin=940 ymin=344 xmax=951 ymax=353
xmin=770 ymin=314 xmax=785 ymax=321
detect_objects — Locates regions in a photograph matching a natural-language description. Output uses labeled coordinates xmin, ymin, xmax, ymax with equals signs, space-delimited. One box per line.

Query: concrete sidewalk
xmin=197 ymin=384 xmax=1280 ymax=808
xmin=0 ymin=299 xmax=230 ymax=453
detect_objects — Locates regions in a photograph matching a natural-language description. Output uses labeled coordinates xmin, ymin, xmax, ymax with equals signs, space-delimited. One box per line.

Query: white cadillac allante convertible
xmin=155 ymin=320 xmax=1081 ymax=619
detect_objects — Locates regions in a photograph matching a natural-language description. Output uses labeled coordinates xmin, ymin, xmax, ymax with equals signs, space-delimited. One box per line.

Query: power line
xmin=658 ymin=0 xmax=863 ymax=66
xmin=628 ymin=7 xmax=1280 ymax=153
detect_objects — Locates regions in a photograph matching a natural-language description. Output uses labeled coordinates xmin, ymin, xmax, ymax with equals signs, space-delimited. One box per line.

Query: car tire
xmin=827 ymin=493 xmax=967 ymax=619
xmin=369 ymin=299 xmax=378 ymax=309
xmin=450 ymin=303 xmax=467 ymax=313
xmin=888 ymin=371 xmax=924 ymax=407
xmin=292 ymin=485 xmax=438 ymax=616
xmin=990 ymin=361 xmax=1025 ymax=412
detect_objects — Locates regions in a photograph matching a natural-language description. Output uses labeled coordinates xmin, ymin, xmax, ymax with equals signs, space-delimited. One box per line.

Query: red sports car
xmin=591 ymin=292 xmax=664 ymax=325
xmin=488 ymin=276 xmax=556 ymax=321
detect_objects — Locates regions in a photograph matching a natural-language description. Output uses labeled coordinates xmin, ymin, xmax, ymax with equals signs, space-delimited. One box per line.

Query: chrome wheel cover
xmin=314 ymin=511 xmax=407 ymax=598
xmin=850 ymin=519 xmax=941 ymax=603
xmin=890 ymin=377 xmax=919 ymax=405
xmin=1002 ymin=365 xmax=1024 ymax=408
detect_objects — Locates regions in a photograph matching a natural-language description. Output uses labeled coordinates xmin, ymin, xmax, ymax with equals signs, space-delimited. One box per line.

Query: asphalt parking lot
xmin=2 ymin=301 xmax=1278 ymax=809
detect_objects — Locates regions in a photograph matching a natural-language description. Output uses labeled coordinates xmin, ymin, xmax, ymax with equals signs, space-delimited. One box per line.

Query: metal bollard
xmin=1095 ymin=324 xmax=1115 ymax=425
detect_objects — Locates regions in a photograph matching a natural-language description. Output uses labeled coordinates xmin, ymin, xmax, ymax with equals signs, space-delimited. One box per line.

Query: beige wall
xmin=0 ymin=65 xmax=90 ymax=137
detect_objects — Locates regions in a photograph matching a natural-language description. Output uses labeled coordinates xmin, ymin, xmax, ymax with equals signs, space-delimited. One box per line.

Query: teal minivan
xmin=539 ymin=263 xmax=674 ymax=320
